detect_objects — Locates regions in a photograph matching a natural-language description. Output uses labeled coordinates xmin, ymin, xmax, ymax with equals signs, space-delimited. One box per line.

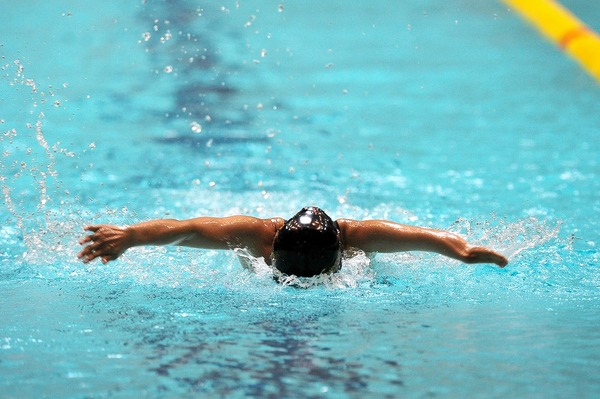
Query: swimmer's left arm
xmin=337 ymin=219 xmax=508 ymax=267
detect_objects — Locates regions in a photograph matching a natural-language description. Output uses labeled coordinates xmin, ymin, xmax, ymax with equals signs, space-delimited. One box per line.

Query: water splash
xmin=447 ymin=216 xmax=561 ymax=260
xmin=0 ymin=58 xmax=81 ymax=274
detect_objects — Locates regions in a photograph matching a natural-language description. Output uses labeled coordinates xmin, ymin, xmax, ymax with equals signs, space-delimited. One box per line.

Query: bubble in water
xmin=278 ymin=4 xmax=284 ymax=12
xmin=142 ymin=32 xmax=151 ymax=41
xmin=244 ymin=15 xmax=256 ymax=28
xmin=164 ymin=65 xmax=173 ymax=73
xmin=190 ymin=121 xmax=202 ymax=133
xmin=266 ymin=129 xmax=277 ymax=138
xmin=25 ymin=79 xmax=37 ymax=93
xmin=161 ymin=31 xmax=172 ymax=42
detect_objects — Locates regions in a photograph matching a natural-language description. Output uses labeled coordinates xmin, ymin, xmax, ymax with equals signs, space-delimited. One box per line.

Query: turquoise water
xmin=1 ymin=1 xmax=599 ymax=398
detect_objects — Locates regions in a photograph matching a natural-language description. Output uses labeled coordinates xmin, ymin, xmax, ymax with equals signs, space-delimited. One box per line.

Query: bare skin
xmin=78 ymin=216 xmax=508 ymax=267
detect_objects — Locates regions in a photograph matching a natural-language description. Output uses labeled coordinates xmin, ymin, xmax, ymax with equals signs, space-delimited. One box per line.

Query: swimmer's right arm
xmin=78 ymin=216 xmax=282 ymax=264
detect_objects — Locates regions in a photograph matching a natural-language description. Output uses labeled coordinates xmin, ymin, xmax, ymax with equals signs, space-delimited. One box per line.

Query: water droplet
xmin=142 ymin=32 xmax=151 ymax=41
xmin=88 ymin=142 xmax=96 ymax=149
xmin=190 ymin=121 xmax=202 ymax=133
xmin=260 ymin=48 xmax=267 ymax=58
xmin=26 ymin=79 xmax=37 ymax=92
xmin=164 ymin=65 xmax=173 ymax=73
xmin=160 ymin=31 xmax=172 ymax=43
xmin=244 ymin=15 xmax=256 ymax=28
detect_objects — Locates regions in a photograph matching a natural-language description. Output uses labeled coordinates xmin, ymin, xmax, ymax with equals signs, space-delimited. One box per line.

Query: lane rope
xmin=502 ymin=0 xmax=600 ymax=83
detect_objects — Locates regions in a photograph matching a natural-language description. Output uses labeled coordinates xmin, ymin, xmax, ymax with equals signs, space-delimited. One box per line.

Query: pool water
xmin=1 ymin=1 xmax=599 ymax=398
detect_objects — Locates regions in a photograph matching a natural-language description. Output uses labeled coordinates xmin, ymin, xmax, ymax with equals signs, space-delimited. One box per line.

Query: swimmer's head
xmin=272 ymin=207 xmax=342 ymax=277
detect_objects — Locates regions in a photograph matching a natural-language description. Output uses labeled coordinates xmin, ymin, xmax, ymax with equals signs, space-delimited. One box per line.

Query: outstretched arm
xmin=78 ymin=216 xmax=283 ymax=264
xmin=337 ymin=219 xmax=508 ymax=267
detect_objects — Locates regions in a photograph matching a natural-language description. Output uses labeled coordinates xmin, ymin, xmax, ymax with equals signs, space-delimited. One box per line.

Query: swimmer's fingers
xmin=79 ymin=225 xmax=108 ymax=244
xmin=79 ymin=234 xmax=96 ymax=245
xmin=83 ymin=225 xmax=104 ymax=232
xmin=101 ymin=255 xmax=118 ymax=264
xmin=77 ymin=230 xmax=109 ymax=262
xmin=467 ymin=246 xmax=508 ymax=267
xmin=77 ymin=241 xmax=92 ymax=259
xmin=77 ymin=242 xmax=103 ymax=263
xmin=78 ymin=244 xmax=118 ymax=264
xmin=78 ymin=247 xmax=98 ymax=263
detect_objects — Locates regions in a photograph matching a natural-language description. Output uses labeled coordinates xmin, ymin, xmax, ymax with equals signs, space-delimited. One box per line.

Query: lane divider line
xmin=502 ymin=0 xmax=600 ymax=83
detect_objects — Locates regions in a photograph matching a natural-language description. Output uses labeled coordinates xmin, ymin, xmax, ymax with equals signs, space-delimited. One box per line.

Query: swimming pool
xmin=1 ymin=0 xmax=599 ymax=397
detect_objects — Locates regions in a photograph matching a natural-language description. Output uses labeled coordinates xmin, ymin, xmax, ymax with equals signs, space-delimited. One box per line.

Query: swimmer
xmin=78 ymin=206 xmax=508 ymax=278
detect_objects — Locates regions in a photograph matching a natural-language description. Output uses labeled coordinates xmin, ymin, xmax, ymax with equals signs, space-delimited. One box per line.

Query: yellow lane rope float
xmin=502 ymin=0 xmax=600 ymax=83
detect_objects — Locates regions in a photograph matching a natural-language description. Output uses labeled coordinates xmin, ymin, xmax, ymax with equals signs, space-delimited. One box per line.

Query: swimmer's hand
xmin=464 ymin=246 xmax=508 ymax=268
xmin=78 ymin=225 xmax=132 ymax=264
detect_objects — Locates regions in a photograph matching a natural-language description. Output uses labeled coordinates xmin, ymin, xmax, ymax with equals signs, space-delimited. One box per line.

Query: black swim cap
xmin=273 ymin=207 xmax=342 ymax=277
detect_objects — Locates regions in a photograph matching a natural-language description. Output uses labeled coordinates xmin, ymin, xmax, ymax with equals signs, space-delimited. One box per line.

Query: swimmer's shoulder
xmin=335 ymin=219 xmax=364 ymax=250
xmin=335 ymin=218 xmax=359 ymax=233
xmin=269 ymin=217 xmax=286 ymax=232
